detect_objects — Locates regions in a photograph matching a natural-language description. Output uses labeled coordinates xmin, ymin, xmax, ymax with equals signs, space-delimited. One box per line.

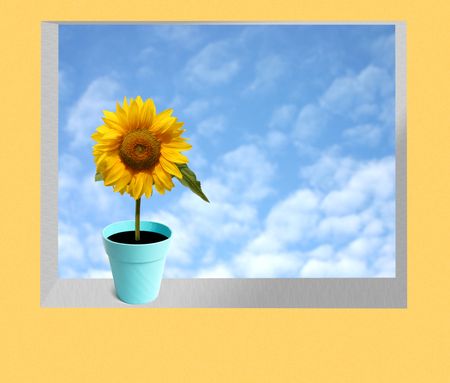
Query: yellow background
xmin=1 ymin=0 xmax=449 ymax=381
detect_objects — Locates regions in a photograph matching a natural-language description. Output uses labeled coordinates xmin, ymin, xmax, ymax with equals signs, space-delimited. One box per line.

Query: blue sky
xmin=58 ymin=24 xmax=396 ymax=278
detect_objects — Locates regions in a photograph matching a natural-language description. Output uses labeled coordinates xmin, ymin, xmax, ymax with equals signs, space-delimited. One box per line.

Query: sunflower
xmin=92 ymin=96 xmax=192 ymax=200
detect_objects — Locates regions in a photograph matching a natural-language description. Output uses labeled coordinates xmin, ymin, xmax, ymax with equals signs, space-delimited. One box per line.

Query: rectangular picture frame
xmin=41 ymin=21 xmax=406 ymax=308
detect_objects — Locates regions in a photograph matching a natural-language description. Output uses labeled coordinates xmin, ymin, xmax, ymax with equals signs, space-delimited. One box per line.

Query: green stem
xmin=135 ymin=198 xmax=141 ymax=242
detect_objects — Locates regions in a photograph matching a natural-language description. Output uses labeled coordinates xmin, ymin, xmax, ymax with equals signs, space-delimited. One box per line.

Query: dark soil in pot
xmin=107 ymin=231 xmax=168 ymax=245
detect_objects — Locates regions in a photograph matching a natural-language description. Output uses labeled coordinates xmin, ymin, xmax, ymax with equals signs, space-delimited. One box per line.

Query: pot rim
xmin=102 ymin=220 xmax=172 ymax=248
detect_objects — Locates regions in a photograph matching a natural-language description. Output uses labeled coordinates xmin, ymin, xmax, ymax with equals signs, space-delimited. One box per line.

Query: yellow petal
xmin=94 ymin=150 xmax=119 ymax=165
xmin=132 ymin=173 xmax=145 ymax=199
xmin=169 ymin=121 xmax=184 ymax=132
xmin=128 ymin=100 xmax=139 ymax=130
xmin=102 ymin=117 xmax=126 ymax=133
xmin=151 ymin=109 xmax=175 ymax=135
xmin=142 ymin=172 xmax=153 ymax=198
xmin=96 ymin=125 xmax=110 ymax=134
xmin=126 ymin=175 xmax=135 ymax=195
xmin=140 ymin=99 xmax=155 ymax=129
xmin=103 ymin=110 xmax=119 ymax=122
xmin=152 ymin=171 xmax=166 ymax=195
xmin=162 ymin=121 xmax=184 ymax=135
xmin=159 ymin=118 xmax=183 ymax=137
xmin=159 ymin=155 xmax=183 ymax=178
xmin=113 ymin=170 xmax=132 ymax=193
xmin=93 ymin=142 xmax=121 ymax=151
xmin=161 ymin=147 xmax=189 ymax=164
xmin=91 ymin=131 xmax=103 ymax=142
xmin=136 ymin=96 xmax=144 ymax=109
xmin=123 ymin=96 xmax=129 ymax=112
xmin=102 ymin=130 xmax=123 ymax=140
xmin=159 ymin=125 xmax=185 ymax=142
xmin=100 ymin=154 xmax=120 ymax=172
xmin=154 ymin=164 xmax=174 ymax=190
xmin=162 ymin=139 xmax=192 ymax=150
xmin=94 ymin=152 xmax=108 ymax=166
xmin=115 ymin=102 xmax=129 ymax=129
xmin=104 ymin=162 xmax=125 ymax=186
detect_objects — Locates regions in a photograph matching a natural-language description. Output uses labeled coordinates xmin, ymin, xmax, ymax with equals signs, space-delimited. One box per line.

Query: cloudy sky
xmin=58 ymin=24 xmax=396 ymax=278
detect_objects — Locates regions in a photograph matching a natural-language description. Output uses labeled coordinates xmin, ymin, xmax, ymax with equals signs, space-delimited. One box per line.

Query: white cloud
xmin=137 ymin=46 xmax=156 ymax=61
xmin=60 ymin=153 xmax=82 ymax=174
xmin=214 ymin=144 xmax=276 ymax=202
xmin=338 ymin=236 xmax=382 ymax=259
xmin=196 ymin=263 xmax=234 ymax=278
xmin=134 ymin=47 xmax=157 ymax=78
xmin=379 ymin=96 xmax=395 ymax=127
xmin=321 ymin=188 xmax=367 ymax=216
xmin=231 ymin=154 xmax=395 ymax=278
xmin=59 ymin=69 xmax=72 ymax=99
xmin=299 ymin=153 xmax=358 ymax=191
xmin=261 ymin=104 xmax=296 ymax=150
xmin=264 ymin=189 xmax=319 ymax=242
xmin=234 ymin=251 xmax=302 ymax=278
xmin=183 ymin=99 xmax=210 ymax=118
xmin=372 ymin=234 xmax=395 ymax=276
xmin=58 ymin=221 xmax=110 ymax=278
xmin=370 ymin=33 xmax=395 ymax=69
xmin=373 ymin=257 xmax=395 ymax=277
xmin=298 ymin=155 xmax=395 ymax=278
xmin=155 ymin=25 xmax=202 ymax=48
xmin=320 ymin=156 xmax=394 ymax=216
xmin=362 ymin=219 xmax=384 ymax=236
xmin=289 ymin=64 xmax=394 ymax=153
xmin=136 ymin=65 xmax=154 ymax=79
xmin=184 ymin=41 xmax=240 ymax=85
xmin=269 ymin=104 xmax=297 ymax=129
xmin=317 ymin=214 xmax=362 ymax=239
xmin=58 ymin=223 xmax=84 ymax=263
xmin=65 ymin=76 xmax=121 ymax=149
xmin=347 ymin=157 xmax=395 ymax=200
xmin=83 ymin=269 xmax=112 ymax=278
xmin=196 ymin=115 xmax=226 ymax=137
xmin=320 ymin=65 xmax=393 ymax=121
xmin=58 ymin=154 xmax=83 ymax=198
xmin=342 ymin=124 xmax=382 ymax=147
xmin=84 ymin=226 xmax=110 ymax=266
xmin=144 ymin=210 xmax=201 ymax=265
xmin=179 ymin=135 xmax=208 ymax=171
xmin=306 ymin=244 xmax=334 ymax=260
xmin=266 ymin=130 xmax=288 ymax=149
xmin=300 ymin=257 xmax=368 ymax=278
xmin=231 ymin=189 xmax=319 ymax=277
xmin=174 ymin=184 xmax=259 ymax=244
xmin=245 ymin=129 xmax=289 ymax=152
xmin=293 ymin=104 xmax=327 ymax=143
xmin=60 ymin=170 xmax=126 ymax=220
xmin=246 ymin=55 xmax=285 ymax=93
xmin=152 ymin=151 xmax=394 ymax=278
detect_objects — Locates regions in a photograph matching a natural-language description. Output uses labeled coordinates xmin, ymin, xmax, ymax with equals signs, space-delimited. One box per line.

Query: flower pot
xmin=102 ymin=220 xmax=172 ymax=304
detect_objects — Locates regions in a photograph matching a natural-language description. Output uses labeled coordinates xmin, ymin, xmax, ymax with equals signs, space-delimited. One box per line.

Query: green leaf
xmin=175 ymin=164 xmax=210 ymax=202
xmin=95 ymin=172 xmax=103 ymax=182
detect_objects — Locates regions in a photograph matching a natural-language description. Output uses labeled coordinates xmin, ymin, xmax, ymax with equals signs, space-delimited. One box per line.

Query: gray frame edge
xmin=41 ymin=22 xmax=59 ymax=305
xmin=41 ymin=22 xmax=407 ymax=308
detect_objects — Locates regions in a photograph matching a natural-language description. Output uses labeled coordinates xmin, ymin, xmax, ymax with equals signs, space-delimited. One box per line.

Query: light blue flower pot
xmin=102 ymin=220 xmax=172 ymax=305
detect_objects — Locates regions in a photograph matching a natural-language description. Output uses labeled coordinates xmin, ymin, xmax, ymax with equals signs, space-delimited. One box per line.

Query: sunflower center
xmin=119 ymin=129 xmax=161 ymax=170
